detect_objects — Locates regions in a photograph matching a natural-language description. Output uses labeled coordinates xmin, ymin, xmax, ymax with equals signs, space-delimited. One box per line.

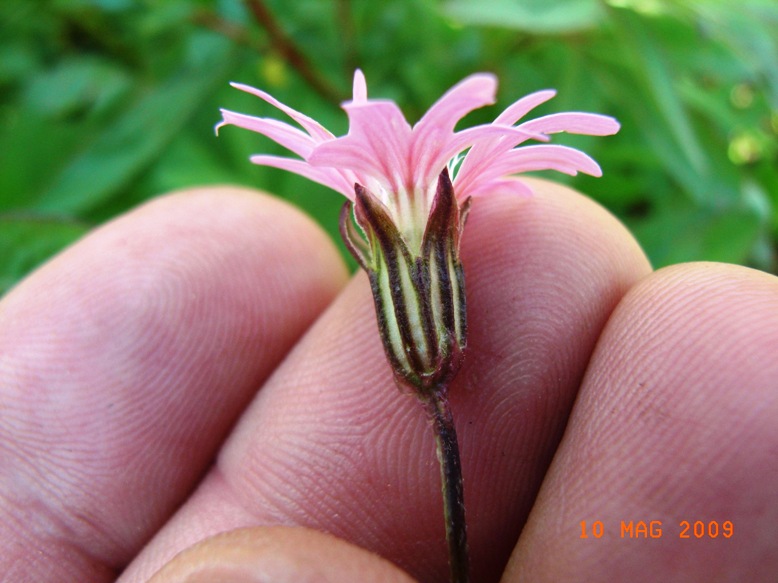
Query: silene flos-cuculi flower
xmin=217 ymin=70 xmax=619 ymax=397
xmin=217 ymin=70 xmax=618 ymax=582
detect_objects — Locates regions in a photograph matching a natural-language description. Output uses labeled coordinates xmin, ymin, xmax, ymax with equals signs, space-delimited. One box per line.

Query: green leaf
xmin=51 ymin=0 xmax=134 ymax=11
xmin=444 ymin=0 xmax=604 ymax=34
xmin=610 ymin=9 xmax=709 ymax=189
xmin=630 ymin=203 xmax=762 ymax=268
xmin=137 ymin=131 xmax=244 ymax=195
xmin=0 ymin=40 xmax=40 ymax=87
xmin=33 ymin=32 xmax=236 ymax=215
xmin=691 ymin=0 xmax=778 ymax=107
xmin=23 ymin=56 xmax=131 ymax=119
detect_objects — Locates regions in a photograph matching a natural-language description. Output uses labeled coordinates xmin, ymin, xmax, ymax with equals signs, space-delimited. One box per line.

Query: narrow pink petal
xmin=414 ymin=74 xmax=497 ymax=135
xmin=310 ymin=101 xmax=413 ymax=192
xmin=218 ymin=109 xmax=318 ymax=158
xmin=518 ymin=112 xmax=621 ymax=136
xmin=494 ymin=89 xmax=557 ymax=125
xmin=409 ymin=74 xmax=498 ymax=183
xmin=418 ymin=125 xmax=543 ymax=189
xmin=309 ymin=140 xmax=388 ymax=187
xmin=249 ymin=154 xmax=355 ymax=199
xmin=456 ymin=144 xmax=601 ymax=199
xmin=453 ymin=129 xmax=550 ymax=197
xmin=454 ymin=93 xmax=564 ymax=194
xmin=352 ymin=69 xmax=368 ymax=102
xmin=230 ymin=82 xmax=334 ymax=142
xmin=409 ymin=127 xmax=458 ymax=190
xmin=489 ymin=145 xmax=603 ymax=177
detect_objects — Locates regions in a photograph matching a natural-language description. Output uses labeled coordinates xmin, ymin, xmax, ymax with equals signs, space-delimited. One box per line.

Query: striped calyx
xmin=340 ymin=169 xmax=470 ymax=394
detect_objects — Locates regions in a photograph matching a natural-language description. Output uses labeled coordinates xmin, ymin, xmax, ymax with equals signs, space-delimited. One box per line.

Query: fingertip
xmin=0 ymin=185 xmax=350 ymax=578
xmin=148 ymin=527 xmax=416 ymax=583
xmin=508 ymin=262 xmax=778 ymax=581
xmin=452 ymin=178 xmax=653 ymax=579
xmin=463 ymin=177 xmax=650 ymax=286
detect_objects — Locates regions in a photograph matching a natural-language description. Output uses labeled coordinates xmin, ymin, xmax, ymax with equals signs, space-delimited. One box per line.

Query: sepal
xmin=341 ymin=171 xmax=468 ymax=395
xmin=339 ymin=200 xmax=371 ymax=271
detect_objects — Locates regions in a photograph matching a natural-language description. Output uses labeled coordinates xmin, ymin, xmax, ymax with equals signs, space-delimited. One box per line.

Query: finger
xmin=0 ymin=187 xmax=348 ymax=582
xmin=505 ymin=263 xmax=778 ymax=581
xmin=147 ymin=526 xmax=415 ymax=583
xmin=118 ymin=178 xmax=650 ymax=583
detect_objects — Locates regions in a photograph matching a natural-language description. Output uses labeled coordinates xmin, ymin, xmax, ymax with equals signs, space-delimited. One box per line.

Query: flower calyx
xmin=340 ymin=168 xmax=469 ymax=396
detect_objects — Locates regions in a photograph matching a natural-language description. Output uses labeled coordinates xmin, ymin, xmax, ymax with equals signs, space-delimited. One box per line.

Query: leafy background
xmin=1 ymin=0 xmax=777 ymax=296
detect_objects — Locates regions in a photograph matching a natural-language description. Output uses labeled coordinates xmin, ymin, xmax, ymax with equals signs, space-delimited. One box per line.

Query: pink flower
xmin=217 ymin=71 xmax=618 ymax=393
xmin=217 ymin=71 xmax=618 ymax=253
xmin=218 ymin=73 xmax=619 ymax=579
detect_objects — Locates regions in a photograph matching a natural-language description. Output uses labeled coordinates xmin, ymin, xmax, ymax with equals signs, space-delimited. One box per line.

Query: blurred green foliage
xmin=1 ymin=0 xmax=777 ymax=295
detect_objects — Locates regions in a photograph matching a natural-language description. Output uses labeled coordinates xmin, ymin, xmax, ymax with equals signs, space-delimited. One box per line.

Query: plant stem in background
xmin=244 ymin=0 xmax=344 ymax=104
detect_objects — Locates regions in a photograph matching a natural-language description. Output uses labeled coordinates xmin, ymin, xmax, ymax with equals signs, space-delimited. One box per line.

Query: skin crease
xmin=0 ymin=180 xmax=775 ymax=582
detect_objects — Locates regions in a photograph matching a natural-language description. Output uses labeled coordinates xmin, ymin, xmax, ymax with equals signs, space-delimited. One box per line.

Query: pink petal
xmin=352 ymin=69 xmax=368 ymax=102
xmin=249 ymin=154 xmax=355 ymax=199
xmin=454 ymin=92 xmax=566 ymax=195
xmin=490 ymin=144 xmax=603 ymax=177
xmin=494 ymin=89 xmax=557 ymax=125
xmin=414 ymin=73 xmax=497 ymax=136
xmin=420 ymin=125 xmax=543 ymax=190
xmin=218 ymin=109 xmax=318 ymax=158
xmin=310 ymin=101 xmax=413 ymax=192
xmin=311 ymin=144 xmax=389 ymax=188
xmin=409 ymin=74 xmax=498 ymax=184
xmin=518 ymin=112 xmax=621 ymax=136
xmin=230 ymin=82 xmax=334 ymax=142
xmin=454 ymin=129 xmax=550 ymax=198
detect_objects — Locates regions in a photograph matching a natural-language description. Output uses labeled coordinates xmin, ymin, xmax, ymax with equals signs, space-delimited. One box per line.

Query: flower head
xmin=218 ymin=71 xmax=617 ymax=248
xmin=217 ymin=71 xmax=618 ymax=393
xmin=218 ymin=71 xmax=618 ymax=581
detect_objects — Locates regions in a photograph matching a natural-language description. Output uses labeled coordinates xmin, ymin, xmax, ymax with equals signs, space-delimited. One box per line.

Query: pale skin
xmin=1 ymin=179 xmax=776 ymax=583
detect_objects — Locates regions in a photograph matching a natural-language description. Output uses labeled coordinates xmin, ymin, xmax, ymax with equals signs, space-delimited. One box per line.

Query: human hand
xmin=1 ymin=180 xmax=776 ymax=582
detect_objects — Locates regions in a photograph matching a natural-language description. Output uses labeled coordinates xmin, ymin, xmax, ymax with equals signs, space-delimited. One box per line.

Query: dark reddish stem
xmin=423 ymin=387 xmax=470 ymax=583
xmin=243 ymin=0 xmax=344 ymax=104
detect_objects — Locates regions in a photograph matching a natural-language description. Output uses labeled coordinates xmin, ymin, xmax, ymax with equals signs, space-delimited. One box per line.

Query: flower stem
xmin=423 ymin=387 xmax=469 ymax=583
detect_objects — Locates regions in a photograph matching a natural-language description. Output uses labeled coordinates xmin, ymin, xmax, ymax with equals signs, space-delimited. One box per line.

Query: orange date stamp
xmin=580 ymin=520 xmax=734 ymax=539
